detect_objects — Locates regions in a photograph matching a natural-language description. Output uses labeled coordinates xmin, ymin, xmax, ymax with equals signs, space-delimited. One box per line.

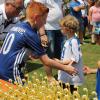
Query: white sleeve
xmin=71 ymin=39 xmax=81 ymax=63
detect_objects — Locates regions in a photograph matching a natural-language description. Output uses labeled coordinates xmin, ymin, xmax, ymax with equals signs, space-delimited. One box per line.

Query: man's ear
xmin=29 ymin=13 xmax=40 ymax=25
xmin=32 ymin=13 xmax=40 ymax=20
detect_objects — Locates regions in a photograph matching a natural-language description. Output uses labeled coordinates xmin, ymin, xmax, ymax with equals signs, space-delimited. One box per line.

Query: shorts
xmin=90 ymin=22 xmax=100 ymax=27
xmin=94 ymin=27 xmax=100 ymax=35
xmin=82 ymin=17 xmax=88 ymax=28
xmin=92 ymin=22 xmax=100 ymax=35
xmin=78 ymin=18 xmax=84 ymax=32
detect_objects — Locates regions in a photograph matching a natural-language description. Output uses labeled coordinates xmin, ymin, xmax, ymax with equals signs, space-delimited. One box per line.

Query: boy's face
xmin=60 ymin=26 xmax=69 ymax=36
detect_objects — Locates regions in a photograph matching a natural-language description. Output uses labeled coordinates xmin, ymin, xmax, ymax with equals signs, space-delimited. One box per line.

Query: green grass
xmin=26 ymin=39 xmax=100 ymax=97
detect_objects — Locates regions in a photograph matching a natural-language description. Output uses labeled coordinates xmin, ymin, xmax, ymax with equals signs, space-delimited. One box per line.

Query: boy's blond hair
xmin=26 ymin=1 xmax=49 ymax=20
xmin=60 ymin=15 xmax=79 ymax=32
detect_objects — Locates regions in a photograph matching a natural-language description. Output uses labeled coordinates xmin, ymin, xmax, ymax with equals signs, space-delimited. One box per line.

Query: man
xmin=0 ymin=0 xmax=24 ymax=40
xmin=0 ymin=2 xmax=77 ymax=84
xmin=34 ymin=0 xmax=66 ymax=82
xmin=24 ymin=0 xmax=48 ymax=47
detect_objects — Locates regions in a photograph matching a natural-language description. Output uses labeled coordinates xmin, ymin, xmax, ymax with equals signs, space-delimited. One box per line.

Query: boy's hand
xmin=83 ymin=65 xmax=97 ymax=74
xmin=83 ymin=66 xmax=91 ymax=74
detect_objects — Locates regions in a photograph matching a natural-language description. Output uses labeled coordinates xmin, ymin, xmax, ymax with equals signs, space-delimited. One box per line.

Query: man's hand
xmin=80 ymin=5 xmax=85 ymax=9
xmin=40 ymin=34 xmax=48 ymax=47
xmin=38 ymin=26 xmax=48 ymax=47
xmin=64 ymin=65 xmax=78 ymax=75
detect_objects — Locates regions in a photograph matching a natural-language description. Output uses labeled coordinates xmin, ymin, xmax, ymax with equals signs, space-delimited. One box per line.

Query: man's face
xmin=7 ymin=0 xmax=24 ymax=18
xmin=35 ymin=13 xmax=48 ymax=29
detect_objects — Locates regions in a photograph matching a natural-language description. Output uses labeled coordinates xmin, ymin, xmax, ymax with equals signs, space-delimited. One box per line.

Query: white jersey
xmin=58 ymin=36 xmax=84 ymax=85
xmin=34 ymin=0 xmax=63 ymax=30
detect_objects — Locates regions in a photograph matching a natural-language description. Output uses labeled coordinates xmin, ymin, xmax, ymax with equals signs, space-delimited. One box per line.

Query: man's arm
xmin=73 ymin=5 xmax=85 ymax=12
xmin=38 ymin=25 xmax=48 ymax=47
xmin=39 ymin=54 xmax=77 ymax=75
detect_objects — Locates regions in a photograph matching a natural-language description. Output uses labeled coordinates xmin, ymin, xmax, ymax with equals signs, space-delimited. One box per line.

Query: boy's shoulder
xmin=68 ymin=36 xmax=80 ymax=46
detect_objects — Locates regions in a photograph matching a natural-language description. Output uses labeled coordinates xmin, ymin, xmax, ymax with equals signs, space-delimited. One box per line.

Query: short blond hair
xmin=60 ymin=15 xmax=79 ymax=32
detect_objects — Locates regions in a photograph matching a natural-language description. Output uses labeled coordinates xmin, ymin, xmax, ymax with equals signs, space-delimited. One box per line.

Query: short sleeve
xmin=24 ymin=29 xmax=46 ymax=57
xmin=71 ymin=39 xmax=81 ymax=63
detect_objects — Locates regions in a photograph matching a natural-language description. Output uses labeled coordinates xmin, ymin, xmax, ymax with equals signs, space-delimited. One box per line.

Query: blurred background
xmin=0 ymin=0 xmax=5 ymax=4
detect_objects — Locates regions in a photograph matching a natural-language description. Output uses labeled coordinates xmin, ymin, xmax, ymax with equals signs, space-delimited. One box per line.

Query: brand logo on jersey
xmin=10 ymin=27 xmax=25 ymax=35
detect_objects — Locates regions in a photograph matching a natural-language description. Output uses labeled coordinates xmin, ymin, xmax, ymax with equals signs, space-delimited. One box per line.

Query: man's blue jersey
xmin=0 ymin=22 xmax=45 ymax=83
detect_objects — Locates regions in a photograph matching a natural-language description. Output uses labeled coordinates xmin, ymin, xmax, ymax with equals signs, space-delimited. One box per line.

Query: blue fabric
xmin=0 ymin=22 xmax=45 ymax=81
xmin=82 ymin=17 xmax=88 ymax=28
xmin=93 ymin=22 xmax=100 ymax=35
xmin=69 ymin=0 xmax=84 ymax=32
xmin=69 ymin=0 xmax=82 ymax=19
xmin=94 ymin=28 xmax=100 ymax=35
xmin=96 ymin=69 xmax=100 ymax=99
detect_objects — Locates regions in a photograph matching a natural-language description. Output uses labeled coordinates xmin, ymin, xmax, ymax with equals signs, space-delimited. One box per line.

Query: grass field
xmin=25 ymin=37 xmax=100 ymax=98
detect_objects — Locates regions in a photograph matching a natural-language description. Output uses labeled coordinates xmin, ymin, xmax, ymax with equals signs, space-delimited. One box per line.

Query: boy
xmin=0 ymin=2 xmax=77 ymax=84
xmin=55 ymin=15 xmax=84 ymax=93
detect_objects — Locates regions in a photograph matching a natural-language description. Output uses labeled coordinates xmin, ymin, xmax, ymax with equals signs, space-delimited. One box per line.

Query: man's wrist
xmin=40 ymin=34 xmax=46 ymax=37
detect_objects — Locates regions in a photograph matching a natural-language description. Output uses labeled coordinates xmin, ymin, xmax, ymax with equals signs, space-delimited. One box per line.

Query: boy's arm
xmin=83 ymin=66 xmax=97 ymax=74
xmin=71 ymin=39 xmax=81 ymax=63
xmin=54 ymin=58 xmax=74 ymax=65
